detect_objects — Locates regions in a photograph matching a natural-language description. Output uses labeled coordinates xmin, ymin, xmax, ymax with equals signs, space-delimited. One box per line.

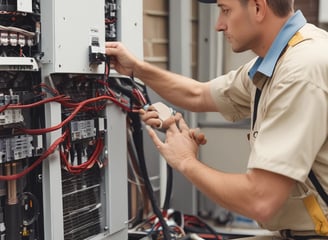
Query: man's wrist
xmin=132 ymin=60 xmax=147 ymax=79
xmin=178 ymin=157 xmax=198 ymax=175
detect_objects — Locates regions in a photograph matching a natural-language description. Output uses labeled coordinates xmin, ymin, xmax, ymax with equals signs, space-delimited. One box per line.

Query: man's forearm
xmin=133 ymin=60 xmax=209 ymax=112
xmin=181 ymin=159 xmax=295 ymax=223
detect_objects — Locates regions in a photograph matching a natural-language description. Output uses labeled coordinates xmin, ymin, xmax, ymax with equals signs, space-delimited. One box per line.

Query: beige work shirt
xmin=210 ymin=23 xmax=328 ymax=236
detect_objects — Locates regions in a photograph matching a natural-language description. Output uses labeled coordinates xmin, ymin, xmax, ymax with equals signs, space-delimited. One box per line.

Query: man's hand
xmin=140 ymin=102 xmax=207 ymax=145
xmin=140 ymin=102 xmax=176 ymax=130
xmin=105 ymin=42 xmax=139 ymax=76
xmin=146 ymin=113 xmax=206 ymax=171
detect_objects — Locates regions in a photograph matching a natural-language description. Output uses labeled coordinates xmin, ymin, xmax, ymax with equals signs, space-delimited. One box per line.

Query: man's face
xmin=216 ymin=0 xmax=259 ymax=53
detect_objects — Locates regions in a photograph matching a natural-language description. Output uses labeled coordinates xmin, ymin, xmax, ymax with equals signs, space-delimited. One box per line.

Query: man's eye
xmin=221 ymin=9 xmax=230 ymax=15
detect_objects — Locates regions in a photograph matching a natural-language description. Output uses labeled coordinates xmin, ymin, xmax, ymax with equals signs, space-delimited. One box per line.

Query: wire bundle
xmin=0 ymin=75 xmax=149 ymax=180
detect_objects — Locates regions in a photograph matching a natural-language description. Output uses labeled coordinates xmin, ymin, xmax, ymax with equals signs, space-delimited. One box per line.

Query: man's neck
xmin=254 ymin=12 xmax=294 ymax=57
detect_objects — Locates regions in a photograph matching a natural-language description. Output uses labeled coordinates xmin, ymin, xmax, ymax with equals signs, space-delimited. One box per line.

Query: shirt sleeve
xmin=209 ymin=62 xmax=254 ymax=122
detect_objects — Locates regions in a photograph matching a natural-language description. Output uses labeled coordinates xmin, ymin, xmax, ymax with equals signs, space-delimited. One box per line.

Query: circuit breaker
xmin=0 ymin=0 xmax=143 ymax=240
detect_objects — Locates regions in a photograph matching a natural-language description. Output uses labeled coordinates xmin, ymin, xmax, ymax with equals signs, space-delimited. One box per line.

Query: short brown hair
xmin=240 ymin=0 xmax=294 ymax=17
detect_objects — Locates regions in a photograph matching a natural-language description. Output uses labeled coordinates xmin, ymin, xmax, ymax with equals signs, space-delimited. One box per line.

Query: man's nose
xmin=215 ymin=15 xmax=227 ymax=32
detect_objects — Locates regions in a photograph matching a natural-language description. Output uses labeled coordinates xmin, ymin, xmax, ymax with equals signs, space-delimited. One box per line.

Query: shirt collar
xmin=248 ymin=10 xmax=307 ymax=80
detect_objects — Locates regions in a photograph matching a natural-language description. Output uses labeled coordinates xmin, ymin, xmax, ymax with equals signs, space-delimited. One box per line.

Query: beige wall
xmin=191 ymin=0 xmax=199 ymax=78
xmin=143 ymin=0 xmax=199 ymax=78
xmin=143 ymin=0 xmax=169 ymax=69
xmin=295 ymin=0 xmax=319 ymax=25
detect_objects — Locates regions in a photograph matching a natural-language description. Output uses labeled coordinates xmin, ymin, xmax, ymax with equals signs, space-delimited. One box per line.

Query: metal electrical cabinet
xmin=0 ymin=0 xmax=143 ymax=239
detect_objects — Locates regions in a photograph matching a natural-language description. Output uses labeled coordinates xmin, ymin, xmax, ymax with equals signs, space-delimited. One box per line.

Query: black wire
xmin=20 ymin=192 xmax=40 ymax=226
xmin=136 ymin=79 xmax=151 ymax=106
xmin=137 ymin=83 xmax=174 ymax=230
xmin=128 ymin=207 xmax=144 ymax=229
xmin=128 ymin=111 xmax=172 ymax=240
xmin=163 ymin=164 xmax=173 ymax=210
xmin=127 ymin=131 xmax=147 ymax=228
xmin=140 ymin=83 xmax=173 ymax=211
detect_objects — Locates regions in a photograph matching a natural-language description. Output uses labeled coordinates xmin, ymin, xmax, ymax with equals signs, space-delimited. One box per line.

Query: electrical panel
xmin=0 ymin=0 xmax=143 ymax=240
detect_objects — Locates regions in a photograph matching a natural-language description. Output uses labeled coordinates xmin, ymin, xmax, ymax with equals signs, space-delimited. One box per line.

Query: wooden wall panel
xmin=143 ymin=0 xmax=169 ymax=69
xmin=142 ymin=0 xmax=198 ymax=77
xmin=294 ymin=0 xmax=319 ymax=25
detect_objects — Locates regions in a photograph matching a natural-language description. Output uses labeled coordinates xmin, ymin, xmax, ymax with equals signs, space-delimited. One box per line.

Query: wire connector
xmin=144 ymin=102 xmax=176 ymax=130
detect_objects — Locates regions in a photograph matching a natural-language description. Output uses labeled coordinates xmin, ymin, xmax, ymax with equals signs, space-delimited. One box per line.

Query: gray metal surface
xmin=40 ymin=0 xmax=144 ymax=239
xmin=41 ymin=0 xmax=105 ymax=74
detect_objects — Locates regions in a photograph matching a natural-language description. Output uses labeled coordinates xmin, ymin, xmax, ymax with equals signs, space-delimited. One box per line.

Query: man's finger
xmin=189 ymin=128 xmax=207 ymax=145
xmin=166 ymin=115 xmax=182 ymax=133
xmin=196 ymin=132 xmax=207 ymax=145
xmin=146 ymin=125 xmax=164 ymax=148
xmin=177 ymin=116 xmax=189 ymax=132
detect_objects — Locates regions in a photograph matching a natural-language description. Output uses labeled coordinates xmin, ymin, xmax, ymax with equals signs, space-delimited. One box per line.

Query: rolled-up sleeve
xmin=209 ymin=63 xmax=254 ymax=122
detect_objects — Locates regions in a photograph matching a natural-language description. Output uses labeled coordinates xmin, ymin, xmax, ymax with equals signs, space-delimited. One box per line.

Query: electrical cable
xmin=0 ymin=130 xmax=68 ymax=181
xmin=183 ymin=215 xmax=221 ymax=240
xmin=4 ymin=94 xmax=67 ymax=110
xmin=126 ymin=82 xmax=176 ymax=235
xmin=2 ymin=79 xmax=144 ymax=135
xmin=163 ymin=164 xmax=173 ymax=210
xmin=0 ymin=103 xmax=10 ymax=113
xmin=0 ymin=76 xmax=149 ymax=177
xmin=60 ymin=129 xmax=104 ymax=174
xmin=128 ymin=111 xmax=173 ymax=240
xmin=131 ymin=80 xmax=173 ymax=212
xmin=18 ymin=95 xmax=132 ymax=135
xmin=20 ymin=191 xmax=40 ymax=226
xmin=127 ymin=125 xmax=151 ymax=227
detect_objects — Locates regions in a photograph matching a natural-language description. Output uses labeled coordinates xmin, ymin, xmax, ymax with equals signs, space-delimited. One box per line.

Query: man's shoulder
xmin=285 ymin=24 xmax=328 ymax=60
xmin=298 ymin=23 xmax=328 ymax=42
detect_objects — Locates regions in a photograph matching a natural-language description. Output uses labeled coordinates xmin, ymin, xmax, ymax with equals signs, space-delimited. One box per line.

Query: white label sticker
xmin=17 ymin=0 xmax=33 ymax=13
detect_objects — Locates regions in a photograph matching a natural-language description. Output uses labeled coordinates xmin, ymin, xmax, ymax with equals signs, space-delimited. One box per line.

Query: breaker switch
xmin=89 ymin=36 xmax=106 ymax=65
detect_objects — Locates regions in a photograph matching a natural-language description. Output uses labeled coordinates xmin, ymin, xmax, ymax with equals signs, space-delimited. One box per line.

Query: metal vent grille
xmin=62 ymin=167 xmax=103 ymax=240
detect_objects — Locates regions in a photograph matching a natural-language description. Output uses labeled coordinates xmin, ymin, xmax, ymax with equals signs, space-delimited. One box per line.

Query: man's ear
xmin=252 ymin=0 xmax=267 ymax=22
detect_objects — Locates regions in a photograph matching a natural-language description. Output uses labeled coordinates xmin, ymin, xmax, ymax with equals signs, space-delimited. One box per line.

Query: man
xmin=106 ymin=0 xmax=328 ymax=239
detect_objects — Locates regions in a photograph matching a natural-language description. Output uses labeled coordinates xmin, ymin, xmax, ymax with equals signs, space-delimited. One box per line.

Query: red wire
xmin=0 ymin=103 xmax=10 ymax=113
xmin=19 ymin=95 xmax=128 ymax=135
xmin=0 ymin=79 xmax=149 ymax=178
xmin=105 ymin=18 xmax=117 ymax=24
xmin=39 ymin=83 xmax=60 ymax=96
xmin=60 ymin=131 xmax=104 ymax=174
xmin=6 ymin=95 xmax=67 ymax=109
xmin=0 ymin=131 xmax=68 ymax=181
xmin=132 ymin=88 xmax=147 ymax=107
xmin=96 ymin=79 xmax=116 ymax=97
